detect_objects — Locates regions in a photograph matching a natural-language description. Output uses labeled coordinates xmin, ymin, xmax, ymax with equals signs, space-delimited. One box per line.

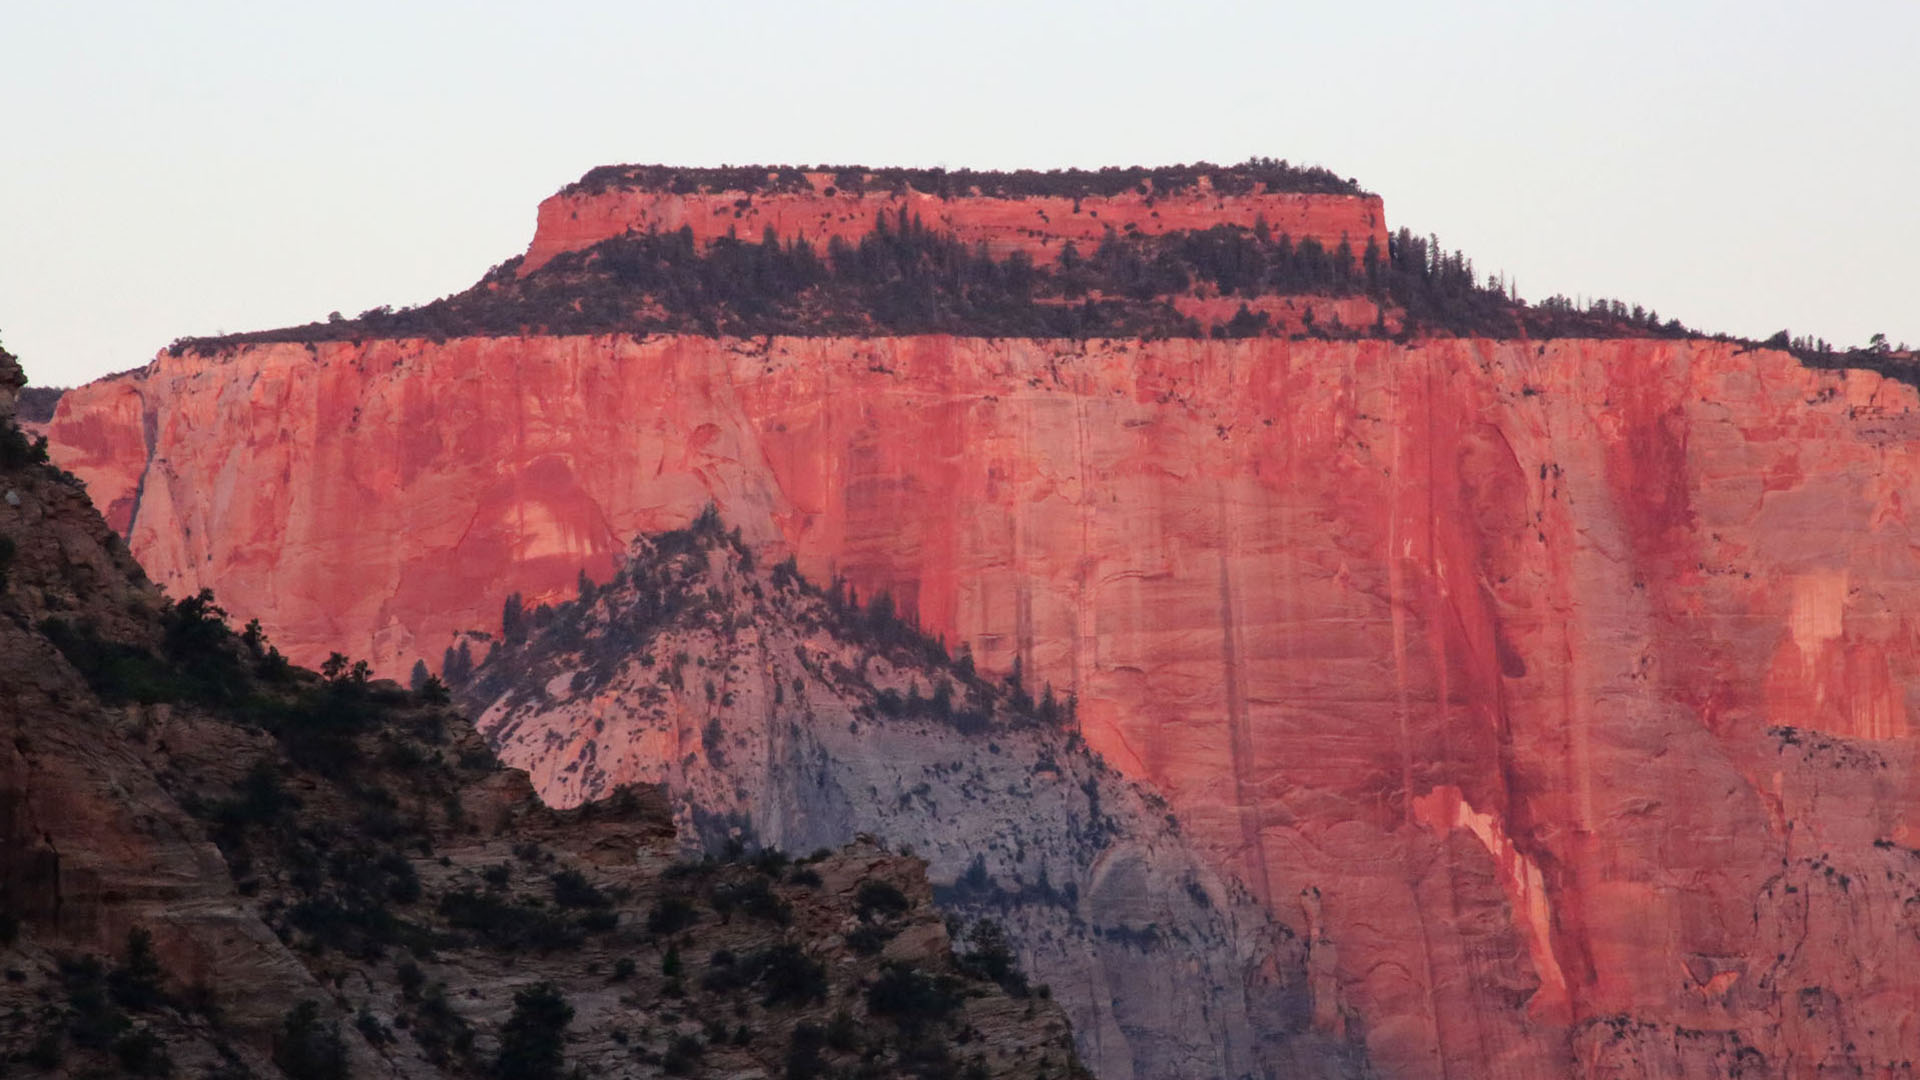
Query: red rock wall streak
xmin=48 ymin=336 xmax=1920 ymax=1078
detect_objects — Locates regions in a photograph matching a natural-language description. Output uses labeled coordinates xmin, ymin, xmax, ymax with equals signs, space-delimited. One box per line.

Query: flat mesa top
xmin=559 ymin=161 xmax=1372 ymax=200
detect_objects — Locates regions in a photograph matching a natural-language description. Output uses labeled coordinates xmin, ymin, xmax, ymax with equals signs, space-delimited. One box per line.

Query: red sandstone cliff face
xmin=49 ymin=335 xmax=1920 ymax=1078
xmin=520 ymin=175 xmax=1389 ymax=274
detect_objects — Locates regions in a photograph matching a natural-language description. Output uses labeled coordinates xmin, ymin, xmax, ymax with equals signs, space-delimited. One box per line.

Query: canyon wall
xmin=520 ymin=177 xmax=1389 ymax=273
xmin=48 ymin=334 xmax=1920 ymax=1077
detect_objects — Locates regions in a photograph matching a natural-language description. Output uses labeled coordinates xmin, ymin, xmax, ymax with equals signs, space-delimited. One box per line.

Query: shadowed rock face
xmin=457 ymin=518 xmax=1371 ymax=1080
xmin=48 ymin=330 xmax=1920 ymax=1076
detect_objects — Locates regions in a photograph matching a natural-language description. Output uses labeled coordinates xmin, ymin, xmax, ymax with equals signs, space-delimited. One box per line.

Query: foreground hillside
xmin=0 ymin=347 xmax=1084 ymax=1079
xmin=40 ymin=163 xmax=1920 ymax=1079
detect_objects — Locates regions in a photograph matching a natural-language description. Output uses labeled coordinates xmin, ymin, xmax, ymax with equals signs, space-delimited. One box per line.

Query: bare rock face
xmin=45 ymin=330 xmax=1920 ymax=1077
xmin=459 ymin=519 xmax=1369 ymax=1080
xmin=519 ymin=170 xmax=1388 ymax=274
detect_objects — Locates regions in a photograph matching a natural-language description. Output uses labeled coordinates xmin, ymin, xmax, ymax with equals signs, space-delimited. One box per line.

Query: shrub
xmin=495 ymin=983 xmax=573 ymax=1080
xmin=413 ymin=983 xmax=475 ymax=1065
xmin=0 ymin=420 xmax=50 ymax=469
xmin=108 ymin=928 xmax=166 ymax=1011
xmin=856 ymin=880 xmax=911 ymax=921
xmin=825 ymin=1009 xmax=860 ymax=1051
xmin=112 ymin=1028 xmax=172 ymax=1076
xmin=711 ymin=876 xmax=791 ymax=925
xmin=955 ymin=920 xmax=1027 ymax=996
xmin=550 ymin=869 xmax=611 ymax=909
xmin=662 ymin=1034 xmax=704 ymax=1076
xmin=646 ymin=894 xmax=700 ymax=935
xmin=865 ymin=962 xmax=961 ymax=1032
xmin=396 ymin=958 xmax=426 ymax=1000
xmin=60 ymin=955 xmax=129 ymax=1049
xmin=786 ymin=1022 xmax=828 ymax=1080
xmin=437 ymin=889 xmax=583 ymax=952
xmin=700 ymin=944 xmax=826 ymax=1007
xmin=27 ymin=1030 xmax=63 ymax=1069
xmin=274 ymin=1001 xmax=349 ymax=1080
xmin=845 ymin=924 xmax=897 ymax=956
xmin=755 ymin=944 xmax=827 ymax=1007
xmin=356 ymin=1007 xmax=393 ymax=1046
xmin=38 ymin=617 xmax=180 ymax=704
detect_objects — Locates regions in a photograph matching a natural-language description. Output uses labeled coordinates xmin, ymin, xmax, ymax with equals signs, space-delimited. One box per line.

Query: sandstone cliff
xmin=48 ymin=330 xmax=1920 ymax=1078
xmin=458 ymin=514 xmax=1369 ymax=1079
xmin=519 ymin=164 xmax=1387 ymax=274
xmin=1 ymin=371 xmax=1083 ymax=1078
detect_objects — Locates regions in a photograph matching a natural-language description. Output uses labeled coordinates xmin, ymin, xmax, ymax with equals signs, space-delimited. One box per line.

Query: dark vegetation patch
xmin=560 ymin=159 xmax=1368 ymax=199
xmin=14 ymin=384 xmax=65 ymax=423
xmin=466 ymin=505 xmax=1081 ymax=742
xmin=698 ymin=943 xmax=828 ymax=1007
xmin=166 ymin=212 xmax=1757 ymax=353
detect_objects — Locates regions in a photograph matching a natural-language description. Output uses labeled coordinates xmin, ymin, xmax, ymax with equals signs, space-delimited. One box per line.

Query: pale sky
xmin=4 ymin=1 xmax=1915 ymax=387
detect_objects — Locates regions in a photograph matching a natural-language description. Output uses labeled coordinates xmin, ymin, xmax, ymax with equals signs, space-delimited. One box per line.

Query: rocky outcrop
xmin=520 ymin=170 xmax=1388 ymax=274
xmin=48 ymin=330 xmax=1920 ymax=1076
xmin=460 ymin=517 xmax=1368 ymax=1080
xmin=0 ymin=342 xmax=22 ymax=418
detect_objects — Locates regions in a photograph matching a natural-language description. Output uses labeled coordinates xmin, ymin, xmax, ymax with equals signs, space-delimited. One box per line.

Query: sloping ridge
xmin=458 ymin=512 xmax=1373 ymax=1080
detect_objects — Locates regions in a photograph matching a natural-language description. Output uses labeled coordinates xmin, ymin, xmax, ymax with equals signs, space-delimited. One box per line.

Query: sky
xmin=3 ymin=0 xmax=1916 ymax=387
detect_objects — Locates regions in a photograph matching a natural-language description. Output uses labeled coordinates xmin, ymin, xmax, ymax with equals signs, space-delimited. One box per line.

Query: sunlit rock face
xmin=48 ymin=333 xmax=1920 ymax=1078
xmin=519 ymin=176 xmax=1389 ymax=274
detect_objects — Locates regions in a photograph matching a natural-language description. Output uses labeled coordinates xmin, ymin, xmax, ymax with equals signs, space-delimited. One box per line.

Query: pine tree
xmin=501 ymin=593 xmax=526 ymax=644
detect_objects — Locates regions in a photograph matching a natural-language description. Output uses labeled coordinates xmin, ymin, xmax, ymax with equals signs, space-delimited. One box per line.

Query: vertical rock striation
xmin=48 ymin=332 xmax=1920 ymax=1075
